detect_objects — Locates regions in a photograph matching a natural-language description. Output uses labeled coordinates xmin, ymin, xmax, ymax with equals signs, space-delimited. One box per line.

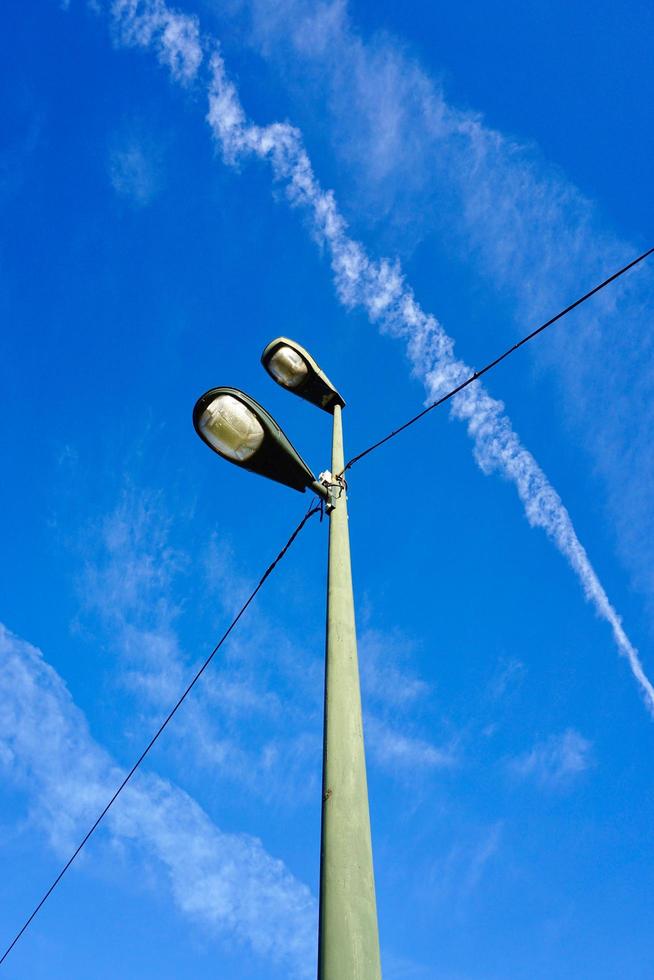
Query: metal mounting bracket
xmin=318 ymin=470 xmax=346 ymax=514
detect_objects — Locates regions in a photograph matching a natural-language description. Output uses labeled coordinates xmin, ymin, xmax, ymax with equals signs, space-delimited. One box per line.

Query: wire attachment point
xmin=318 ymin=470 xmax=345 ymax=513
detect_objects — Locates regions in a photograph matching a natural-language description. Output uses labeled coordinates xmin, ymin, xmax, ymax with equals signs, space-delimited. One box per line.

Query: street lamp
xmin=193 ymin=386 xmax=328 ymax=499
xmin=261 ymin=337 xmax=345 ymax=413
xmin=194 ymin=345 xmax=381 ymax=980
xmin=262 ymin=337 xmax=381 ymax=980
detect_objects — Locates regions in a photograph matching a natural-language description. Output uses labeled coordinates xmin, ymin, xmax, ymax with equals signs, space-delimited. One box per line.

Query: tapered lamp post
xmin=261 ymin=338 xmax=381 ymax=980
xmin=194 ymin=340 xmax=382 ymax=979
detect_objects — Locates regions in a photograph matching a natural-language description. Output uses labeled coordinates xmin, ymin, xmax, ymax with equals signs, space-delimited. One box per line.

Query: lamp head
xmin=193 ymin=387 xmax=319 ymax=493
xmin=261 ymin=337 xmax=345 ymax=413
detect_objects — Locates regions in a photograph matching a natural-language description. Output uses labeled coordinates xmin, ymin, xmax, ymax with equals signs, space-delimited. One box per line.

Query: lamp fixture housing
xmin=261 ymin=337 xmax=345 ymax=413
xmin=193 ymin=386 xmax=319 ymax=493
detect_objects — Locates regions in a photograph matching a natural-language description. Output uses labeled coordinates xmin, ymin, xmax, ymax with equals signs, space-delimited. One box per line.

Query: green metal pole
xmin=318 ymin=404 xmax=382 ymax=980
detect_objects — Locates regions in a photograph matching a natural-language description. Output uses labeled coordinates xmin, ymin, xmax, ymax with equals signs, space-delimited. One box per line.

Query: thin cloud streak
xmin=110 ymin=0 xmax=203 ymax=82
xmin=108 ymin=131 xmax=163 ymax=205
xmin=95 ymin=0 xmax=654 ymax=713
xmin=365 ymin=715 xmax=457 ymax=773
xmin=0 ymin=623 xmax=316 ymax=976
xmin=509 ymin=729 xmax=593 ymax=789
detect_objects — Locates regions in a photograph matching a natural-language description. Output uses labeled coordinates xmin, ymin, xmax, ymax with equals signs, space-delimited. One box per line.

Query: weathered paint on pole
xmin=318 ymin=404 xmax=382 ymax=980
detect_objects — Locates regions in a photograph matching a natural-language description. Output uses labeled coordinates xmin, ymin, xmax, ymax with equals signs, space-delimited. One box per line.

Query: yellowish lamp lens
xmin=268 ymin=346 xmax=308 ymax=389
xmin=199 ymin=394 xmax=264 ymax=461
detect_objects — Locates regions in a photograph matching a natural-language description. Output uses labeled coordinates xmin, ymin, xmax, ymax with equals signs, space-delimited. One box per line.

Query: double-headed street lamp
xmin=194 ymin=339 xmax=382 ymax=980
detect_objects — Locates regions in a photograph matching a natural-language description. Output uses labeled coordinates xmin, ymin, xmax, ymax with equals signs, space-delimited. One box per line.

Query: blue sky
xmin=1 ymin=1 xmax=654 ymax=977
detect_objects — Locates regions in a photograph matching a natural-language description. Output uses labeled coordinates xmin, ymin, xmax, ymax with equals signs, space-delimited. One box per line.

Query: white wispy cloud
xmin=425 ymin=821 xmax=503 ymax=912
xmin=365 ymin=715 xmax=457 ymax=773
xmin=80 ymin=486 xmax=446 ymax=788
xmin=358 ymin=627 xmax=456 ymax=772
xmin=82 ymin=0 xmax=654 ymax=715
xmin=509 ymin=729 xmax=593 ymax=788
xmin=110 ymin=0 xmax=203 ymax=82
xmin=359 ymin=627 xmax=430 ymax=707
xmin=486 ymin=657 xmax=526 ymax=702
xmin=0 ymin=622 xmax=315 ymax=975
xmin=79 ymin=486 xmax=310 ymax=794
xmin=108 ymin=130 xmax=163 ymax=205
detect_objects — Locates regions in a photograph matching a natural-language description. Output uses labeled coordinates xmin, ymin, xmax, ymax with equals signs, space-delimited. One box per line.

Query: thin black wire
xmin=0 ymin=500 xmax=321 ymax=968
xmin=343 ymin=246 xmax=654 ymax=473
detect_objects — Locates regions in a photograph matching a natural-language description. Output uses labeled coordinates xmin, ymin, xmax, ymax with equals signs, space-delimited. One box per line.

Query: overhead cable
xmin=343 ymin=246 xmax=654 ymax=473
xmin=0 ymin=500 xmax=322 ymax=968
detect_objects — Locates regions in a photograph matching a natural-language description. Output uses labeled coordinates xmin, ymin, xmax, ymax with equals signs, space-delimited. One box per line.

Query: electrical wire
xmin=343 ymin=246 xmax=654 ymax=473
xmin=0 ymin=500 xmax=322 ymax=968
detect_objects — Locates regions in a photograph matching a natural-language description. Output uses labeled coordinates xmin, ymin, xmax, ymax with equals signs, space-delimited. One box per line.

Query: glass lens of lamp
xmin=268 ymin=346 xmax=308 ymax=389
xmin=199 ymin=394 xmax=265 ymax=461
